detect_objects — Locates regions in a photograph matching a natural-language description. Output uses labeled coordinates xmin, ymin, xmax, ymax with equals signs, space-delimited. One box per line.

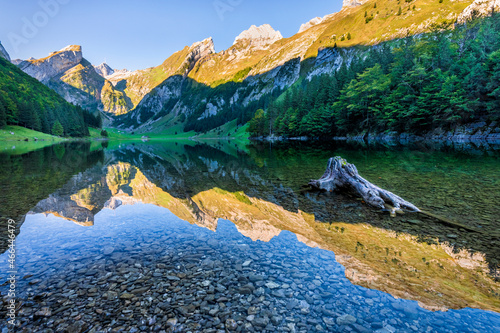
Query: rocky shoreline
xmin=253 ymin=122 xmax=500 ymax=146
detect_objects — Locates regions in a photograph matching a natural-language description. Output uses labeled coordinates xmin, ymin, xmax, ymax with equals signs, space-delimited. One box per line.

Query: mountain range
xmin=1 ymin=0 xmax=498 ymax=135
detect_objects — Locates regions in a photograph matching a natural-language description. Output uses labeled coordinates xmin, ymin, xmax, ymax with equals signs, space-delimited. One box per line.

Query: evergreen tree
xmin=52 ymin=120 xmax=64 ymax=136
xmin=0 ymin=102 xmax=6 ymax=127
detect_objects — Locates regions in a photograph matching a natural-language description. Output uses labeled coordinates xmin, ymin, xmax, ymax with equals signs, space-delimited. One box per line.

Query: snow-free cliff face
xmin=17 ymin=45 xmax=132 ymax=117
xmin=94 ymin=62 xmax=115 ymax=77
xmin=342 ymin=0 xmax=370 ymax=8
xmin=0 ymin=42 xmax=10 ymax=62
xmin=298 ymin=17 xmax=324 ymax=33
xmin=233 ymin=24 xmax=283 ymax=49
xmin=18 ymin=45 xmax=83 ymax=83
xmin=457 ymin=0 xmax=500 ymax=23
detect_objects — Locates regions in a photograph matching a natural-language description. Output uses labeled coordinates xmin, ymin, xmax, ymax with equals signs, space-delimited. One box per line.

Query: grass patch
xmin=0 ymin=125 xmax=64 ymax=142
xmin=194 ymin=120 xmax=250 ymax=141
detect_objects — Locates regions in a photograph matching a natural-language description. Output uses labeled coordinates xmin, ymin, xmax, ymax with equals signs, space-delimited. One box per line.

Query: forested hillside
xmin=0 ymin=57 xmax=99 ymax=137
xmin=248 ymin=15 xmax=500 ymax=137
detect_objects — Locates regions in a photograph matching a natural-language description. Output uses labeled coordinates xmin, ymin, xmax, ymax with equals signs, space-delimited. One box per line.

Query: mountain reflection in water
xmin=1 ymin=140 xmax=499 ymax=329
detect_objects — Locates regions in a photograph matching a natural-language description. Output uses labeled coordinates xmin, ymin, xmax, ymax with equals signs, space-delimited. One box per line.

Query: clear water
xmin=0 ymin=140 xmax=499 ymax=332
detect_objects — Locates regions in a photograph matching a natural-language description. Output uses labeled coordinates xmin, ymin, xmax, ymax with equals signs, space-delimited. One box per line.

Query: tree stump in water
xmin=309 ymin=156 xmax=420 ymax=216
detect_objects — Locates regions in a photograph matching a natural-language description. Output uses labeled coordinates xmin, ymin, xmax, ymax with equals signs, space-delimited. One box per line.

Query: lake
xmin=0 ymin=140 xmax=499 ymax=332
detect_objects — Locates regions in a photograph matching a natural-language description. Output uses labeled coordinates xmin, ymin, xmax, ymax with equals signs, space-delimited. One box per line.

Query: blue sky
xmin=0 ymin=0 xmax=342 ymax=70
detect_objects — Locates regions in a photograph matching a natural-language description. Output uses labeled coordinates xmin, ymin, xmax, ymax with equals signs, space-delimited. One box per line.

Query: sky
xmin=0 ymin=0 xmax=342 ymax=71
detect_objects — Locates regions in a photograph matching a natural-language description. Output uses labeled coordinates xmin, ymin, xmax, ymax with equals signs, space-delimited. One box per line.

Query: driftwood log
xmin=309 ymin=156 xmax=420 ymax=216
xmin=309 ymin=156 xmax=480 ymax=232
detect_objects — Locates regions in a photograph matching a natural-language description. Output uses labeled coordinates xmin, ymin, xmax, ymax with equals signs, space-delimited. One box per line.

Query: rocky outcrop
xmin=330 ymin=121 xmax=500 ymax=145
xmin=105 ymin=69 xmax=134 ymax=84
xmin=457 ymin=0 xmax=500 ymax=23
xmin=94 ymin=62 xmax=115 ymax=77
xmin=342 ymin=0 xmax=370 ymax=8
xmin=233 ymin=24 xmax=283 ymax=49
xmin=18 ymin=45 xmax=83 ymax=83
xmin=0 ymin=41 xmax=10 ymax=62
xmin=183 ymin=37 xmax=216 ymax=73
xmin=298 ymin=17 xmax=324 ymax=33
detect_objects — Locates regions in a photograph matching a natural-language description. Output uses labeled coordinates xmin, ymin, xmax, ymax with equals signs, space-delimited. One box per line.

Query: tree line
xmin=248 ymin=14 xmax=500 ymax=137
xmin=0 ymin=57 xmax=101 ymax=137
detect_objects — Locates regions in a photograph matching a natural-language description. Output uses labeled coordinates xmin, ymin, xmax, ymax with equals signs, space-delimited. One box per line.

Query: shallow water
xmin=0 ymin=140 xmax=499 ymax=332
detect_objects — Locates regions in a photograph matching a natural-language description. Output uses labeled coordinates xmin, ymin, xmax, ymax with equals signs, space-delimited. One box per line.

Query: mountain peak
xmin=189 ymin=37 xmax=216 ymax=62
xmin=298 ymin=17 xmax=324 ymax=33
xmin=19 ymin=44 xmax=83 ymax=83
xmin=342 ymin=0 xmax=369 ymax=9
xmin=0 ymin=41 xmax=10 ymax=62
xmin=233 ymin=24 xmax=283 ymax=48
xmin=94 ymin=62 xmax=115 ymax=77
xmin=191 ymin=37 xmax=215 ymax=53
xmin=59 ymin=45 xmax=82 ymax=53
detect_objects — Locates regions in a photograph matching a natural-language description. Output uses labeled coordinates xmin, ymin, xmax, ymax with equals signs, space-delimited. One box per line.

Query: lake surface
xmin=0 ymin=140 xmax=499 ymax=332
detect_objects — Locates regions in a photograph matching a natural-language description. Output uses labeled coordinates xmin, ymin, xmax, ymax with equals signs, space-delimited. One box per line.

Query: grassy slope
xmin=124 ymin=46 xmax=194 ymax=107
xmin=0 ymin=126 xmax=63 ymax=142
xmin=303 ymin=0 xmax=472 ymax=58
xmin=194 ymin=120 xmax=250 ymax=140
xmin=0 ymin=125 xmax=65 ymax=155
xmin=189 ymin=41 xmax=270 ymax=86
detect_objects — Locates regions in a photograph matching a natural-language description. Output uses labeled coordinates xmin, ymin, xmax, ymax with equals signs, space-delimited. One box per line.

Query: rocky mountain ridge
xmin=0 ymin=41 xmax=10 ymax=62
xmin=298 ymin=17 xmax=324 ymax=33
xmin=94 ymin=62 xmax=114 ymax=77
xmin=342 ymin=0 xmax=370 ymax=8
xmin=18 ymin=45 xmax=83 ymax=83
xmin=15 ymin=45 xmax=133 ymax=117
xmin=233 ymin=24 xmax=283 ymax=49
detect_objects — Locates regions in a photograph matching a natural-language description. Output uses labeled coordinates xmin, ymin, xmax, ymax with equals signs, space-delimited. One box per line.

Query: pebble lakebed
xmin=1 ymin=205 xmax=499 ymax=333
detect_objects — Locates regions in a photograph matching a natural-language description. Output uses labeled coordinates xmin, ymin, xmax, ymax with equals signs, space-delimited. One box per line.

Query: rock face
xmin=18 ymin=45 xmax=83 ymax=83
xmin=233 ymin=24 xmax=283 ymax=49
xmin=457 ymin=0 xmax=500 ymax=23
xmin=184 ymin=37 xmax=216 ymax=72
xmin=0 ymin=41 xmax=10 ymax=62
xmin=298 ymin=17 xmax=324 ymax=33
xmin=16 ymin=45 xmax=133 ymax=117
xmin=105 ymin=68 xmax=133 ymax=84
xmin=342 ymin=0 xmax=370 ymax=8
xmin=94 ymin=62 xmax=115 ymax=77
xmin=119 ymin=38 xmax=216 ymax=129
